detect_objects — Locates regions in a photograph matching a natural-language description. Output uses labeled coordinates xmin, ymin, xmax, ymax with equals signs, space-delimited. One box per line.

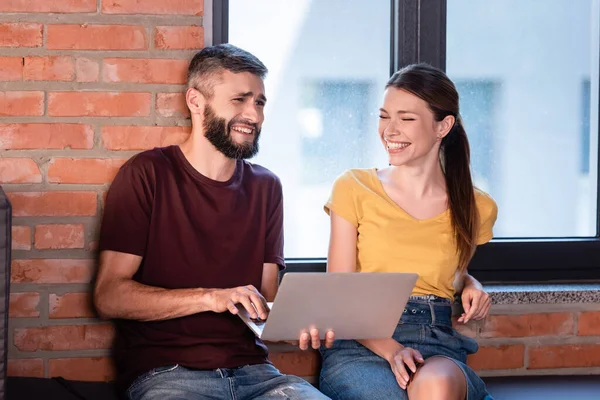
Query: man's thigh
xmin=234 ymin=364 xmax=330 ymax=400
xmin=127 ymin=365 xmax=230 ymax=400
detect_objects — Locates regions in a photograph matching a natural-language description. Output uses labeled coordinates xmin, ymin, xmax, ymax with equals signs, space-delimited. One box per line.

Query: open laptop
xmin=237 ymin=272 xmax=418 ymax=341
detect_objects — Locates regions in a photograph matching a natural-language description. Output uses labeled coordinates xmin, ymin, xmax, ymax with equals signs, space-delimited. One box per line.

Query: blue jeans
xmin=319 ymin=295 xmax=493 ymax=400
xmin=126 ymin=363 xmax=330 ymax=400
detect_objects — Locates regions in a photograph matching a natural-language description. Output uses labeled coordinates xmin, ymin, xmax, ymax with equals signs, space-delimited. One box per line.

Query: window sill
xmin=484 ymin=283 xmax=600 ymax=304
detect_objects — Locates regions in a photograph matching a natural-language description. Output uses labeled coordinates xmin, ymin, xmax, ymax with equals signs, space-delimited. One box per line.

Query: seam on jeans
xmin=126 ymin=364 xmax=180 ymax=397
xmin=229 ymin=377 xmax=236 ymax=400
xmin=407 ymin=300 xmax=452 ymax=306
xmin=429 ymin=302 xmax=436 ymax=327
xmin=320 ymin=375 xmax=343 ymax=400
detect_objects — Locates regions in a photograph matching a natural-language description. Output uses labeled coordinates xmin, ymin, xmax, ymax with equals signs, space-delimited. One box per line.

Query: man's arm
xmin=94 ymin=250 xmax=269 ymax=322
xmin=260 ymin=263 xmax=279 ymax=302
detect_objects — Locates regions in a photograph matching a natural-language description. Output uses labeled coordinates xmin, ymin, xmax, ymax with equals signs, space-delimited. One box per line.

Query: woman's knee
xmin=407 ymin=358 xmax=466 ymax=400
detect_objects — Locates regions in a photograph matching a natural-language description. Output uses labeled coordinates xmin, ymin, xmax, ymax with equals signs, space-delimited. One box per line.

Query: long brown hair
xmin=386 ymin=63 xmax=479 ymax=271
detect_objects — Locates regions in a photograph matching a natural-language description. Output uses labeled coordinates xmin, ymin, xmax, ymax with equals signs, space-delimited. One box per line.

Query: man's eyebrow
xmin=234 ymin=92 xmax=267 ymax=103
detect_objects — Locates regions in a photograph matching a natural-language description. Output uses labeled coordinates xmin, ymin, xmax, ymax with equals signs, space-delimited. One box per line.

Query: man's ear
xmin=436 ymin=115 xmax=455 ymax=140
xmin=186 ymin=87 xmax=205 ymax=115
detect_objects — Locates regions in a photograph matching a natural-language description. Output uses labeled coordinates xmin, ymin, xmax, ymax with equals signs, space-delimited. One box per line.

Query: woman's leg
xmin=319 ymin=341 xmax=408 ymax=400
xmin=407 ymin=356 xmax=467 ymax=400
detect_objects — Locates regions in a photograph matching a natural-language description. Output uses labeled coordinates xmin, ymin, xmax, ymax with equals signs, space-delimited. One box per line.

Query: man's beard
xmin=203 ymin=104 xmax=260 ymax=160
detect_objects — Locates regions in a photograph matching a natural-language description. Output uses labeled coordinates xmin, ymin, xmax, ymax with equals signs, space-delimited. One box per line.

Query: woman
xmin=319 ymin=63 xmax=497 ymax=400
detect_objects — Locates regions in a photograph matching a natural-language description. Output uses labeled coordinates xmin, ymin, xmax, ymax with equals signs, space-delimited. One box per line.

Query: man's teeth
xmin=232 ymin=127 xmax=252 ymax=134
xmin=387 ymin=142 xmax=410 ymax=149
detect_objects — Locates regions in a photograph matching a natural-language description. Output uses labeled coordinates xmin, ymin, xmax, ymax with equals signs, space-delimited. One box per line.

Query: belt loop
xmin=217 ymin=368 xmax=224 ymax=378
xmin=429 ymin=302 xmax=436 ymax=325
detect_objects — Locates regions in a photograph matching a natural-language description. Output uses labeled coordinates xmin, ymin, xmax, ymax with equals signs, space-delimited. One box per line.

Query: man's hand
xmin=209 ymin=285 xmax=269 ymax=320
xmin=458 ymin=282 xmax=491 ymax=323
xmin=387 ymin=346 xmax=424 ymax=390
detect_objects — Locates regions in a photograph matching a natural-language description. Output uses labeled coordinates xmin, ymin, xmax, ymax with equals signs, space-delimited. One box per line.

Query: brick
xmin=34 ymin=224 xmax=85 ymax=250
xmin=467 ymin=345 xmax=525 ymax=370
xmin=12 ymin=226 xmax=31 ymax=250
xmin=9 ymin=292 xmax=40 ymax=318
xmin=76 ymin=58 xmax=99 ymax=82
xmin=47 ymin=158 xmax=127 ymax=184
xmin=155 ymin=26 xmax=204 ymax=50
xmin=8 ymin=192 xmax=97 ymax=217
xmin=102 ymin=126 xmax=190 ymax=150
xmin=50 ymin=293 xmax=96 ymax=319
xmin=0 ymin=158 xmax=42 ymax=183
xmin=7 ymin=359 xmax=44 ymax=378
xmin=452 ymin=318 xmax=478 ymax=338
xmin=0 ymin=123 xmax=93 ymax=150
xmin=0 ymin=57 xmax=23 ymax=81
xmin=14 ymin=325 xmax=114 ymax=352
xmin=47 ymin=25 xmax=147 ymax=50
xmin=50 ymin=357 xmax=115 ymax=382
xmin=103 ymin=58 xmax=188 ymax=84
xmin=0 ymin=91 xmax=44 ymax=116
xmin=0 ymin=0 xmax=96 ymax=12
xmin=11 ymin=259 xmax=94 ymax=284
xmin=480 ymin=313 xmax=574 ymax=338
xmin=528 ymin=344 xmax=600 ymax=369
xmin=0 ymin=23 xmax=43 ymax=48
xmin=24 ymin=56 xmax=74 ymax=81
xmin=578 ymin=311 xmax=600 ymax=336
xmin=48 ymin=92 xmax=151 ymax=117
xmin=270 ymin=351 xmax=321 ymax=377
xmin=102 ymin=0 xmax=203 ymax=15
xmin=156 ymin=93 xmax=189 ymax=118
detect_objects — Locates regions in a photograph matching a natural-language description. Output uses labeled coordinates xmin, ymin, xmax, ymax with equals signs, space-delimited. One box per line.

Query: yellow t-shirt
xmin=324 ymin=168 xmax=498 ymax=300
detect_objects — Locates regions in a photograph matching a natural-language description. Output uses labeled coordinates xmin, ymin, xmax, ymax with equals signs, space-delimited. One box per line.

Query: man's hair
xmin=187 ymin=44 xmax=268 ymax=98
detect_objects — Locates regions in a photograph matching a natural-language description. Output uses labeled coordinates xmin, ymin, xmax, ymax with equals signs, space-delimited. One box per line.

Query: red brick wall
xmin=2 ymin=0 xmax=600 ymax=383
xmin=1 ymin=0 xmax=200 ymax=380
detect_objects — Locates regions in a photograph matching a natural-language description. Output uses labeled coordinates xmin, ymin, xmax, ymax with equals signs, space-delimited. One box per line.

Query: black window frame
xmin=210 ymin=0 xmax=600 ymax=283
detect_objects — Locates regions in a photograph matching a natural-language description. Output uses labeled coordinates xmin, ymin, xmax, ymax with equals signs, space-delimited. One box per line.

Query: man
xmin=94 ymin=44 xmax=333 ymax=400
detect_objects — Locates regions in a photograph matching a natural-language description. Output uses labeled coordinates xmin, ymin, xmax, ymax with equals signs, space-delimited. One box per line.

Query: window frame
xmin=209 ymin=0 xmax=600 ymax=283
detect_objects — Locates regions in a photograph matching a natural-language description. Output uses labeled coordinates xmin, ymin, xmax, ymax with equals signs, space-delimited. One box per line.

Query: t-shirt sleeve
xmin=324 ymin=171 xmax=359 ymax=227
xmin=264 ymin=176 xmax=285 ymax=270
xmin=477 ymin=193 xmax=498 ymax=245
xmin=98 ymin=156 xmax=154 ymax=256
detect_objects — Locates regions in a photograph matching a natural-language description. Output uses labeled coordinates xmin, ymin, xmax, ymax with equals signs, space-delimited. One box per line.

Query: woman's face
xmin=378 ymin=87 xmax=452 ymax=167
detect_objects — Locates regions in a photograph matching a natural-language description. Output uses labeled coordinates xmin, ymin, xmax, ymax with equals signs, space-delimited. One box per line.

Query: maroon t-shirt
xmin=98 ymin=145 xmax=285 ymax=390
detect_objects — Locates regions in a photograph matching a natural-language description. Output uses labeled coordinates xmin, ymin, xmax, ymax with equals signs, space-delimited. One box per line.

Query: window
xmin=454 ymin=80 xmax=498 ymax=194
xmin=226 ymin=0 xmax=390 ymax=258
xmin=300 ymin=81 xmax=372 ymax=186
xmin=582 ymin=79 xmax=591 ymax=175
xmin=447 ymin=0 xmax=599 ymax=239
xmin=209 ymin=0 xmax=600 ymax=282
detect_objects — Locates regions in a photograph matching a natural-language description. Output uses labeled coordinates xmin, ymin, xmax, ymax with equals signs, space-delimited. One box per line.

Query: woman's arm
xmin=327 ymin=211 xmax=402 ymax=360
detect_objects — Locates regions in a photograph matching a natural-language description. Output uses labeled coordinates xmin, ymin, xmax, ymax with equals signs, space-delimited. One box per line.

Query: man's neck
xmin=178 ymin=130 xmax=238 ymax=182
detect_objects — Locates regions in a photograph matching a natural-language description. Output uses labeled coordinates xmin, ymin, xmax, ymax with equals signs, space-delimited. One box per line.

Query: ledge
xmin=484 ymin=283 xmax=600 ymax=304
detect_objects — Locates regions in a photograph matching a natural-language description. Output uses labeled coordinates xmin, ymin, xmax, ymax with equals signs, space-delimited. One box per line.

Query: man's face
xmin=203 ymin=70 xmax=267 ymax=160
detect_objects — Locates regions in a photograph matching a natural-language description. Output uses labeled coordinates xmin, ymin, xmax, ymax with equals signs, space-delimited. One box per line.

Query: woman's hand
xmin=458 ymin=278 xmax=491 ymax=323
xmin=387 ymin=346 xmax=424 ymax=389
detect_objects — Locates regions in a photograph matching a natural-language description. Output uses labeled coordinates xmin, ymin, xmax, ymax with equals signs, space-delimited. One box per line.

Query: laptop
xmin=237 ymin=272 xmax=418 ymax=341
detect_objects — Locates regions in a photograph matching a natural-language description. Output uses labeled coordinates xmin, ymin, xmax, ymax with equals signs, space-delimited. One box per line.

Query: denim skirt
xmin=319 ymin=295 xmax=493 ymax=400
